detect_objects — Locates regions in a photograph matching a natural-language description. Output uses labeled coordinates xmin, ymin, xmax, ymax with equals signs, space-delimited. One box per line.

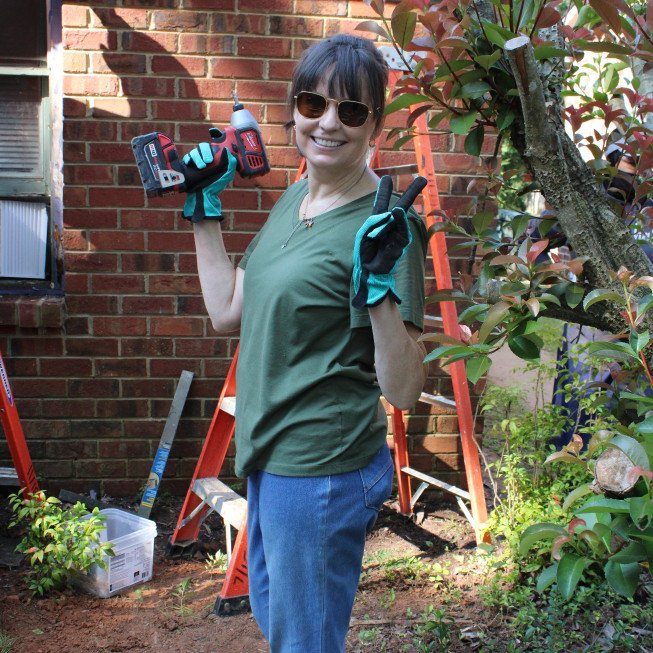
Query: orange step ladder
xmin=0 ymin=349 xmax=39 ymax=493
xmin=169 ymin=57 xmax=489 ymax=615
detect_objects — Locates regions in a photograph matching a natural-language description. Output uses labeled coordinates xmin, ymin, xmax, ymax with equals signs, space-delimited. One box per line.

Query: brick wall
xmin=0 ymin=0 xmax=487 ymax=499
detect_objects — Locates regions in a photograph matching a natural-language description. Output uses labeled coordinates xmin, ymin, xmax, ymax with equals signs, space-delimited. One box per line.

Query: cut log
xmin=593 ymin=447 xmax=638 ymax=496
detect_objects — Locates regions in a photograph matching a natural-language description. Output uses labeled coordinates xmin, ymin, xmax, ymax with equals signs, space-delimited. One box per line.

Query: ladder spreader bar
xmin=193 ymin=477 xmax=246 ymax=530
xmin=419 ymin=392 xmax=457 ymax=408
xmin=400 ymin=466 xmax=470 ymax=501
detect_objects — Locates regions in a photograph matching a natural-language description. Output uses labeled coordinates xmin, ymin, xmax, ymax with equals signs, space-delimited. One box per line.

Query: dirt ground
xmin=0 ymin=489 xmax=508 ymax=653
xmin=0 ymin=349 xmax=545 ymax=653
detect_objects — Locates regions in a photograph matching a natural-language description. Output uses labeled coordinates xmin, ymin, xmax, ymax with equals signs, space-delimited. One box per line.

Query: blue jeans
xmin=247 ymin=443 xmax=394 ymax=653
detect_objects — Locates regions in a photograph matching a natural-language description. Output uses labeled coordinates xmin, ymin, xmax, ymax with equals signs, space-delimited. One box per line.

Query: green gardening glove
xmin=182 ymin=143 xmax=237 ymax=223
xmin=352 ymin=175 xmax=426 ymax=309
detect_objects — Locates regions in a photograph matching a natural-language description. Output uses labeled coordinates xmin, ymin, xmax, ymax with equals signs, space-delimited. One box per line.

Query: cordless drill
xmin=131 ymin=93 xmax=270 ymax=198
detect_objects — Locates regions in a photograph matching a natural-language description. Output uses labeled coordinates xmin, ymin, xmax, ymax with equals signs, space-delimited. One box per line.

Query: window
xmin=0 ymin=0 xmax=60 ymax=293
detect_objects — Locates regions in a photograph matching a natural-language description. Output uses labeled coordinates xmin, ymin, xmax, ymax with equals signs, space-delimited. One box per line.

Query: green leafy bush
xmin=9 ymin=489 xmax=114 ymax=596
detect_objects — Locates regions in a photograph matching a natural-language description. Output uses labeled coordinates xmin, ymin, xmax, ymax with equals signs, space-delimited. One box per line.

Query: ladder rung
xmin=419 ymin=392 xmax=456 ymax=409
xmin=372 ymin=163 xmax=419 ymax=176
xmin=423 ymin=314 xmax=443 ymax=327
xmin=220 ymin=396 xmax=236 ymax=416
xmin=0 ymin=467 xmax=19 ymax=485
xmin=400 ymin=466 xmax=470 ymax=501
xmin=193 ymin=477 xmax=246 ymax=530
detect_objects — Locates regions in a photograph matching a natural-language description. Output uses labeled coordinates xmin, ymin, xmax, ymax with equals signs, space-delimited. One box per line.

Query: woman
xmin=184 ymin=34 xmax=427 ymax=653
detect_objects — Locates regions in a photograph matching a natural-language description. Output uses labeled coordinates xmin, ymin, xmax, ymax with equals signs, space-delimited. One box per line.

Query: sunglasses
xmin=294 ymin=91 xmax=374 ymax=128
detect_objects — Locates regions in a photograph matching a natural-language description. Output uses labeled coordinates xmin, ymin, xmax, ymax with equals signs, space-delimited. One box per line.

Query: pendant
xmin=303 ymin=217 xmax=314 ymax=228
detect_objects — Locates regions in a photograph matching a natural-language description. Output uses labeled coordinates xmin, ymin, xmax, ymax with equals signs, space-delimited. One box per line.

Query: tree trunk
xmin=504 ymin=36 xmax=653 ymax=334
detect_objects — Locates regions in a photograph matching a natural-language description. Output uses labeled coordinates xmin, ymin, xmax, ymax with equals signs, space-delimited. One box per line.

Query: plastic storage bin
xmin=73 ymin=508 xmax=157 ymax=598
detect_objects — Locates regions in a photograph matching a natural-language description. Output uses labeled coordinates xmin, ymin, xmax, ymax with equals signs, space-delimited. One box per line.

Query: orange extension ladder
xmin=0 ymin=349 xmax=39 ymax=494
xmin=168 ymin=59 xmax=489 ymax=616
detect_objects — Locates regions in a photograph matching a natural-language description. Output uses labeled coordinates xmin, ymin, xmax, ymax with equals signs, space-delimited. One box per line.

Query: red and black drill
xmin=131 ymin=93 xmax=270 ymax=198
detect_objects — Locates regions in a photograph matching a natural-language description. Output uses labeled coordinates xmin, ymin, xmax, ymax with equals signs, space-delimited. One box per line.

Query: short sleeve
xmin=238 ymin=229 xmax=264 ymax=271
xmin=350 ymin=211 xmax=427 ymax=330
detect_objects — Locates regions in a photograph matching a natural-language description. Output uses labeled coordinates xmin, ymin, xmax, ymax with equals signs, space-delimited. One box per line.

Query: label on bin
xmin=108 ymin=543 xmax=151 ymax=594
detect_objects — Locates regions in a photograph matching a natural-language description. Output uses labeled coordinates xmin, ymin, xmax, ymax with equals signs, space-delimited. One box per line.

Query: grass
xmin=0 ymin=632 xmax=14 ymax=653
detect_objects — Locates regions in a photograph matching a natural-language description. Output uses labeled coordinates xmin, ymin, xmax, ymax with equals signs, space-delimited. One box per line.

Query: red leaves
xmin=588 ymin=0 xmax=623 ymax=32
xmin=534 ymin=6 xmax=562 ymax=29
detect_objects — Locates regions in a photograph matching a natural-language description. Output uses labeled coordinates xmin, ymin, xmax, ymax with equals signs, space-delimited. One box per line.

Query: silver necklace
xmin=281 ymin=167 xmax=368 ymax=249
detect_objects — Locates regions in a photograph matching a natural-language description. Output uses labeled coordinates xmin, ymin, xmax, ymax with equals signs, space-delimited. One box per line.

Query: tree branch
xmin=504 ymin=36 xmax=653 ymax=335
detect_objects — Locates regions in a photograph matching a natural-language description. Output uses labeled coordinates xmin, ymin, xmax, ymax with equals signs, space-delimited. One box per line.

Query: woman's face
xmin=293 ymin=78 xmax=378 ymax=176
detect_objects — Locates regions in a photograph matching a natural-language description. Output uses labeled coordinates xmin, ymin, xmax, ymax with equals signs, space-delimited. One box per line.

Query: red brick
xmin=237 ymin=80 xmax=289 ymax=102
xmin=62 ymin=5 xmax=89 ymax=27
xmin=65 ymin=252 xmax=119 ymax=272
xmin=149 ymin=274 xmax=200 ymax=295
xmin=92 ymin=98 xmax=147 ymax=119
xmin=147 ymin=232 xmax=194 ymax=252
xmin=46 ymin=439 xmax=98 ymax=459
xmin=175 ymin=338 xmax=229 ymax=358
xmin=119 ymin=76 xmax=176 ymax=98
xmin=239 ymin=0 xmax=293 ymax=11
xmin=90 ymin=231 xmax=146 ymax=251
xmin=92 ymin=53 xmax=147 ymax=75
xmin=152 ymin=10 xmax=209 ymax=31
xmin=64 ymin=74 xmax=119 ymax=97
xmin=178 ymin=34 xmax=234 ymax=55
xmin=63 ymin=186 xmax=88 ymax=207
xmin=295 ymin=0 xmax=347 ymax=16
xmin=89 ymin=187 xmax=145 ymax=207
xmin=122 ymin=296 xmax=176 ymax=314
xmin=91 ymin=274 xmax=146 ymax=294
xmin=70 ymin=420 xmax=123 ymax=439
xmin=64 ymin=51 xmax=88 ymax=73
xmin=120 ymin=210 xmax=172 ymax=230
xmin=63 ymin=273 xmax=90 ymax=294
xmin=40 ymin=358 xmax=93 ymax=377
xmin=186 ymin=0 xmax=235 ymax=8
xmin=66 ymin=338 xmax=120 ymax=356
xmin=96 ymin=399 xmax=149 ymax=418
xmin=65 ymin=295 xmax=118 ymax=315
xmin=269 ymin=16 xmax=324 ymax=37
xmin=76 ymin=459 xmax=126 ymax=478
xmin=64 ymin=29 xmax=117 ymax=51
xmin=68 ymin=378 xmax=120 ymax=397
xmin=41 ymin=399 xmax=95 ymax=418
xmin=413 ymin=435 xmax=461 ymax=455
xmin=324 ymin=18 xmax=363 ymax=37
xmin=122 ymin=337 xmax=175 ymax=357
xmin=92 ymin=8 xmax=149 ymax=29
xmin=63 ymin=141 xmax=87 ymax=162
xmin=269 ymin=59 xmax=296 ymax=80
xmin=98 ymin=440 xmax=150 ymax=458
xmin=93 ymin=316 xmax=147 ymax=336
xmin=152 ymin=55 xmax=207 ymax=76
xmin=152 ymin=100 xmax=204 ymax=121
xmin=40 ymin=460 xmax=74 ymax=477
xmin=89 ymin=143 xmax=136 ymax=162
xmin=211 ymin=13 xmax=266 ymax=34
xmin=95 ymin=358 xmax=147 ymax=377
xmin=237 ymin=37 xmax=292 ymax=58
xmin=64 ymin=97 xmax=87 ymax=118
xmin=65 ymin=165 xmax=114 ymax=185
xmin=12 ymin=379 xmax=67 ymax=397
xmin=150 ymin=358 xmax=203 ymax=377
xmin=122 ymin=378 xmax=175 ymax=398
xmin=151 ymin=316 xmax=204 ymax=337
xmin=121 ymin=253 xmax=176 ymax=272
xmin=121 ymin=30 xmax=179 ymax=52
xmin=64 ymin=208 xmax=118 ymax=229
xmin=179 ymin=78 xmax=232 ymax=100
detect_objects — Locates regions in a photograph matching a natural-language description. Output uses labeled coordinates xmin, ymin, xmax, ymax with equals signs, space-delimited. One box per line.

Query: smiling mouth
xmin=312 ymin=137 xmax=344 ymax=148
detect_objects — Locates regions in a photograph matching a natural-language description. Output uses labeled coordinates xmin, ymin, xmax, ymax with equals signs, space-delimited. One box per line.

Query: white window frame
xmin=0 ymin=0 xmax=63 ymax=294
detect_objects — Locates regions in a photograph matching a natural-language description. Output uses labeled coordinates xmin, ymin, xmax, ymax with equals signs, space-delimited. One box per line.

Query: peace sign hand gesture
xmin=352 ymin=175 xmax=427 ymax=309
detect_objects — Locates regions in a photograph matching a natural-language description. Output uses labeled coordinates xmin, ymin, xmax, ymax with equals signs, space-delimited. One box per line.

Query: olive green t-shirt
xmin=234 ymin=179 xmax=427 ymax=478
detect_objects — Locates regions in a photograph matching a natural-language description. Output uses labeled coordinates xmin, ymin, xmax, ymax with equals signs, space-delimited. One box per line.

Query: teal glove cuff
xmin=352 ymin=209 xmax=412 ymax=309
xmin=182 ymin=149 xmax=237 ymax=223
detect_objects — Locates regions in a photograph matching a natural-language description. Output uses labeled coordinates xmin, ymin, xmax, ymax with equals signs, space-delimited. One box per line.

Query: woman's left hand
xmin=352 ymin=175 xmax=426 ymax=309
